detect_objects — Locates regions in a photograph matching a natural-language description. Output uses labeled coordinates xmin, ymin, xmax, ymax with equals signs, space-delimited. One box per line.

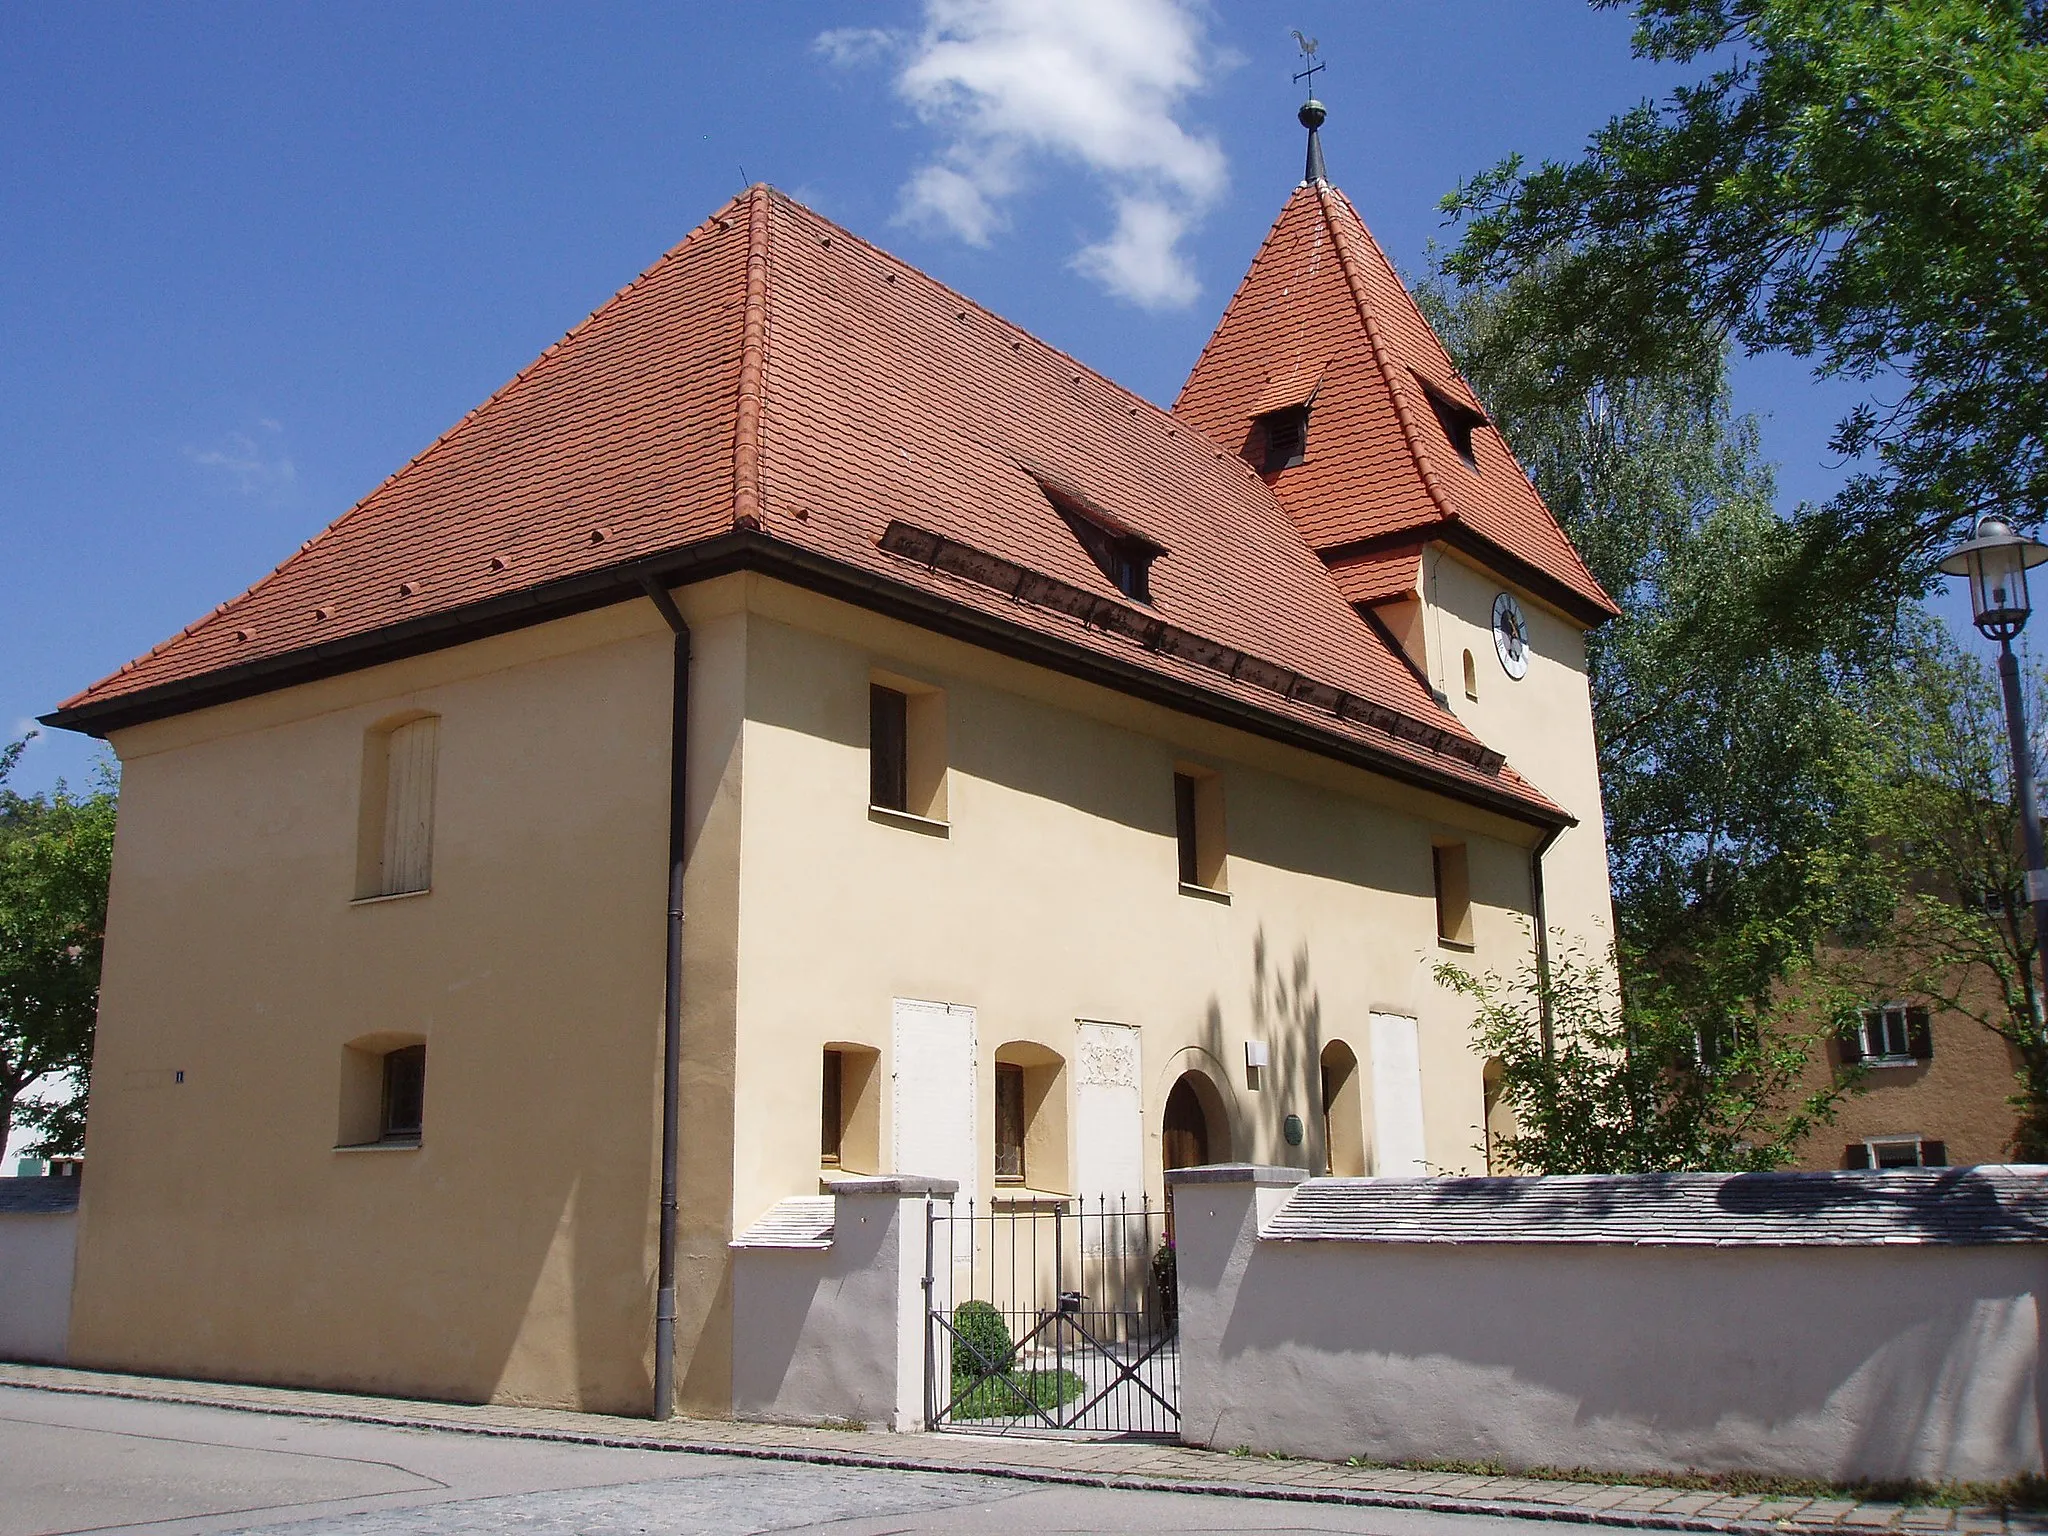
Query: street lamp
xmin=1940 ymin=514 xmax=2048 ymax=1002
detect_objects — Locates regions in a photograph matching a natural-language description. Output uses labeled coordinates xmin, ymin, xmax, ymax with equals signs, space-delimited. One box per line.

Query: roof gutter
xmin=43 ymin=530 xmax=1572 ymax=833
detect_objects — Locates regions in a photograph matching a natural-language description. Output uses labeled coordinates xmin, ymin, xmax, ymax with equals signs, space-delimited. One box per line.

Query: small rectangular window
xmin=1850 ymin=1004 xmax=1932 ymax=1065
xmin=1850 ymin=1136 xmax=1946 ymax=1169
xmin=868 ymin=676 xmax=948 ymax=823
xmin=994 ymin=1063 xmax=1026 ymax=1184
xmin=1173 ymin=768 xmax=1227 ymax=892
xmin=380 ymin=1045 xmax=426 ymax=1143
xmin=1433 ymin=841 xmax=1473 ymax=947
xmin=821 ymin=1049 xmax=844 ymax=1165
xmin=870 ymin=685 xmax=908 ymax=812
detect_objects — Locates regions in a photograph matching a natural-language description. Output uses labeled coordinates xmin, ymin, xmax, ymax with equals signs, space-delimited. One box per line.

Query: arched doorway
xmin=1162 ymin=1070 xmax=1230 ymax=1171
xmin=1320 ymin=1041 xmax=1365 ymax=1176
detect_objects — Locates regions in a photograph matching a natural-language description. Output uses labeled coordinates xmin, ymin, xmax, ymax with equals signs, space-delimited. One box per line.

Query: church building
xmin=45 ymin=110 xmax=1617 ymax=1417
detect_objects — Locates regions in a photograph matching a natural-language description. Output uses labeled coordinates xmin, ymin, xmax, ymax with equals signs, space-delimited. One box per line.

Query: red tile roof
xmin=1328 ymin=544 xmax=1424 ymax=607
xmin=49 ymin=186 xmax=1571 ymax=825
xmin=1176 ymin=183 xmax=1617 ymax=623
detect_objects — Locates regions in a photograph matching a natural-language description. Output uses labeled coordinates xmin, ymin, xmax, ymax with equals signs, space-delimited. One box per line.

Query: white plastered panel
xmin=1074 ymin=1020 xmax=1143 ymax=1199
xmin=1370 ymin=1012 xmax=1427 ymax=1177
xmin=892 ymin=998 xmax=977 ymax=1206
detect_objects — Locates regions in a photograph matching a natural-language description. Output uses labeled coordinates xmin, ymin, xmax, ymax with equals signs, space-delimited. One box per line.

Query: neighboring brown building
xmin=1790 ymin=986 xmax=2023 ymax=1171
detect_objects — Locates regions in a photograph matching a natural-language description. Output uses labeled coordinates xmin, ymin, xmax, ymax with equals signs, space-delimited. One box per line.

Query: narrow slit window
xmin=821 ymin=1049 xmax=844 ymax=1166
xmin=1173 ymin=767 xmax=1227 ymax=892
xmin=869 ymin=685 xmax=908 ymax=812
xmin=1433 ymin=841 xmax=1473 ymax=946
xmin=994 ymin=1062 xmax=1026 ymax=1184
xmin=380 ymin=1045 xmax=426 ymax=1143
xmin=1462 ymin=649 xmax=1479 ymax=700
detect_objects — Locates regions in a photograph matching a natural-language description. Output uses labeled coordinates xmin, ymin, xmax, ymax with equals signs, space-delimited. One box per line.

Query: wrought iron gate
xmin=925 ymin=1194 xmax=1178 ymax=1438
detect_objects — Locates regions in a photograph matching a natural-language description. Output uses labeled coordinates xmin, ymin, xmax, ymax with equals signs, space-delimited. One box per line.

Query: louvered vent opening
xmin=1037 ymin=479 xmax=1164 ymax=603
xmin=1421 ymin=383 xmax=1485 ymax=471
xmin=1256 ymin=406 xmax=1309 ymax=473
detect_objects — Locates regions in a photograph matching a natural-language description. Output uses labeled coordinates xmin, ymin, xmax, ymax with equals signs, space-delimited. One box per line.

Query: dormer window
xmin=1258 ymin=406 xmax=1309 ymax=473
xmin=1037 ymin=477 xmax=1164 ymax=603
xmin=1420 ymin=382 xmax=1484 ymax=471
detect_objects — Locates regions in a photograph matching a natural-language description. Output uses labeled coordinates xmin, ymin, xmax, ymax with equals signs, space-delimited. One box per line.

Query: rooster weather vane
xmin=1291 ymin=30 xmax=1324 ymax=93
xmin=1291 ymin=31 xmax=1329 ymax=184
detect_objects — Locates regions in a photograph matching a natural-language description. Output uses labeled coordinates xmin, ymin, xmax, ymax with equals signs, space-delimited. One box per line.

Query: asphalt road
xmin=0 ymin=1384 xmax=1566 ymax=1536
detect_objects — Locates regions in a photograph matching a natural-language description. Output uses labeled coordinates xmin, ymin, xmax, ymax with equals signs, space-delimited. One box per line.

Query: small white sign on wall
xmin=1369 ymin=1012 xmax=1428 ymax=1177
xmin=1074 ymin=1020 xmax=1143 ymax=1200
xmin=892 ymin=998 xmax=977 ymax=1207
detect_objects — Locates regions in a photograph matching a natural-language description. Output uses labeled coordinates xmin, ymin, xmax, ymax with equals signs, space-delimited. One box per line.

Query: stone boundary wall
xmin=729 ymin=1176 xmax=954 ymax=1432
xmin=0 ymin=1178 xmax=81 ymax=1364
xmin=1168 ymin=1166 xmax=2048 ymax=1483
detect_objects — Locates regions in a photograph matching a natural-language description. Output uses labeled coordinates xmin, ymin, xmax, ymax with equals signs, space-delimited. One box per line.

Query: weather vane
xmin=1291 ymin=30 xmax=1324 ymax=94
xmin=1291 ymin=30 xmax=1329 ymax=184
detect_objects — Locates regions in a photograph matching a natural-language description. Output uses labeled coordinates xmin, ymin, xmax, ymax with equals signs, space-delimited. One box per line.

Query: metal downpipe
xmin=1530 ymin=825 xmax=1563 ymax=1058
xmin=642 ymin=577 xmax=690 ymax=1420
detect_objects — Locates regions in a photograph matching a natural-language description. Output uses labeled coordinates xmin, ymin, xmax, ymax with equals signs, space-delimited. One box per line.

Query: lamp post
xmin=1939 ymin=514 xmax=2048 ymax=1014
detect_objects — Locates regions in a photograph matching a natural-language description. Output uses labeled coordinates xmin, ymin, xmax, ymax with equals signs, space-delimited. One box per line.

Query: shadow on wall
xmin=1212 ymin=1240 xmax=2044 ymax=1479
xmin=743 ymin=622 xmax=1436 ymax=900
xmin=1175 ymin=923 xmax=1329 ymax=1175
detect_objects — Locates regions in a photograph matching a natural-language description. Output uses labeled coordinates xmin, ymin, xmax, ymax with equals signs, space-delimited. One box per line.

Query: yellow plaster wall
xmin=1422 ymin=547 xmax=1617 ymax=970
xmin=68 ymin=597 xmax=747 ymax=1415
xmin=727 ymin=579 xmax=1554 ymax=1230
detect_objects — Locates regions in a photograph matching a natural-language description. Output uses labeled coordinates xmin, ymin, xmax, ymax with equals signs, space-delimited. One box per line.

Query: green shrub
xmin=949 ymin=1366 xmax=1084 ymax=1422
xmin=949 ymin=1299 xmax=1015 ymax=1377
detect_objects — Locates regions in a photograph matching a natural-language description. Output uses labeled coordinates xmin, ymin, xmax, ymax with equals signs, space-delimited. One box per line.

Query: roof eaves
xmin=44 ymin=529 xmax=1571 ymax=831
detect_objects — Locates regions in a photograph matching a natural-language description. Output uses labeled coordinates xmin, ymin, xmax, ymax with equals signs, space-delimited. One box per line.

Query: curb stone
xmin=0 ymin=1363 xmax=2005 ymax=1535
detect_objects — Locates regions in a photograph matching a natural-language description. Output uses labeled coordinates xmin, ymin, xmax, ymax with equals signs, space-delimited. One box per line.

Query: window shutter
xmin=1835 ymin=1016 xmax=1864 ymax=1065
xmin=380 ymin=717 xmax=438 ymax=896
xmin=1921 ymin=1140 xmax=1948 ymax=1167
xmin=1908 ymin=1007 xmax=1934 ymax=1062
xmin=1844 ymin=1143 xmax=1872 ymax=1169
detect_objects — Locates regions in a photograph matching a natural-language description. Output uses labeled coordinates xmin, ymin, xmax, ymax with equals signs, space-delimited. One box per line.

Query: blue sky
xmin=0 ymin=1 xmax=1938 ymax=797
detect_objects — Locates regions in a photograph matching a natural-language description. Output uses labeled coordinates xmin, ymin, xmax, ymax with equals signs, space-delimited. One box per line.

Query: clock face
xmin=1492 ymin=593 xmax=1530 ymax=680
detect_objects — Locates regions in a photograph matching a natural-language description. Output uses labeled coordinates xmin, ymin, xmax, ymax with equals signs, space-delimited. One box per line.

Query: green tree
xmin=1443 ymin=951 xmax=1850 ymax=1172
xmin=0 ymin=735 xmax=118 ymax=1160
xmin=1441 ymin=0 xmax=2048 ymax=616
xmin=1420 ymin=271 xmax=1897 ymax=1041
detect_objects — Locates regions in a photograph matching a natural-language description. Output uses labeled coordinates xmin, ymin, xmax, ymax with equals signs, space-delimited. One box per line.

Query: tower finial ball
xmin=1298 ymin=99 xmax=1327 ymax=130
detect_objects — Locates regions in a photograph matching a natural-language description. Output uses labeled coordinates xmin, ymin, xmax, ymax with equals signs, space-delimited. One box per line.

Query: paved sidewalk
xmin=0 ymin=1362 xmax=2029 ymax=1536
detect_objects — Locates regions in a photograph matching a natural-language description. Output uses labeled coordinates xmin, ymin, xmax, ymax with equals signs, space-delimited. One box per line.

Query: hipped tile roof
xmin=49 ymin=186 xmax=1573 ymax=823
xmin=1176 ymin=183 xmax=1617 ymax=623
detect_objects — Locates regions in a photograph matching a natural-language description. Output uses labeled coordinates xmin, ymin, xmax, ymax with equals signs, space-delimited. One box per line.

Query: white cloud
xmin=813 ymin=26 xmax=903 ymax=68
xmin=820 ymin=0 xmax=1227 ymax=310
xmin=1073 ymin=194 xmax=1200 ymax=308
xmin=183 ymin=422 xmax=297 ymax=503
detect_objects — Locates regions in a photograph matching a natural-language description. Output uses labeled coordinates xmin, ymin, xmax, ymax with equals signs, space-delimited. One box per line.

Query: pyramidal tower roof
xmin=48 ymin=185 xmax=1566 ymax=824
xmin=1176 ymin=154 xmax=1617 ymax=625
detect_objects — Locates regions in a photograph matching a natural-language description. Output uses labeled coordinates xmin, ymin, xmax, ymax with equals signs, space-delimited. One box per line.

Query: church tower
xmin=1177 ymin=96 xmax=1621 ymax=960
